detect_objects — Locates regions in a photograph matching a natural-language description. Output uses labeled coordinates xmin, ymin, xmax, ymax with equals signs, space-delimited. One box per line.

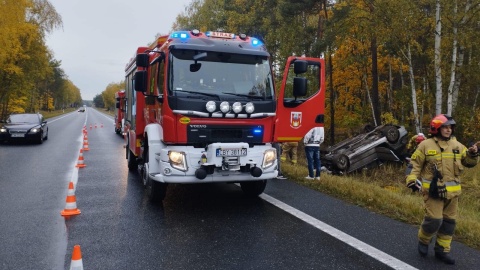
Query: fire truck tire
xmin=127 ymin=148 xmax=137 ymax=171
xmin=240 ymin=180 xmax=267 ymax=197
xmin=146 ymin=177 xmax=167 ymax=202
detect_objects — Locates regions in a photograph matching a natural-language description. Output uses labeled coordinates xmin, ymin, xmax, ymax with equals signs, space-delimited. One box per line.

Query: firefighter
xmin=404 ymin=133 xmax=426 ymax=176
xmin=281 ymin=142 xmax=298 ymax=164
xmin=405 ymin=114 xmax=479 ymax=265
xmin=407 ymin=133 xmax=426 ymax=155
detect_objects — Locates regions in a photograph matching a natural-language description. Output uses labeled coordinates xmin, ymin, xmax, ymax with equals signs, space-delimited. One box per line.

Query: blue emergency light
xmin=170 ymin=31 xmax=190 ymax=40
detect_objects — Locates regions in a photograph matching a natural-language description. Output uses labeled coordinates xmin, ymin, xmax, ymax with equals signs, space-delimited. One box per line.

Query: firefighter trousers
xmin=281 ymin=142 xmax=298 ymax=164
xmin=418 ymin=195 xmax=458 ymax=253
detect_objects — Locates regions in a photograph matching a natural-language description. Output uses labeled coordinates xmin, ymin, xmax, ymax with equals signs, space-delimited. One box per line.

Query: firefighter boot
xmin=418 ymin=242 xmax=428 ymax=257
xmin=435 ymin=252 xmax=455 ymax=265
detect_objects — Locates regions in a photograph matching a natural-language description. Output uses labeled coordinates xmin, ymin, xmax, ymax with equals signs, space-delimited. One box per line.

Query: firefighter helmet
xmin=416 ymin=133 xmax=426 ymax=144
xmin=429 ymin=114 xmax=456 ymax=135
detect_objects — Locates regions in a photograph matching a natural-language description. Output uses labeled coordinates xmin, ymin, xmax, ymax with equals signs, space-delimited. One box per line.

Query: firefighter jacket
xmin=406 ymin=137 xmax=479 ymax=199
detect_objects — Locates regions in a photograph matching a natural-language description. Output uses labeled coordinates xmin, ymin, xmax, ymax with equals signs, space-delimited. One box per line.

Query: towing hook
xmin=195 ymin=167 xmax=207 ymax=180
xmin=250 ymin=166 xmax=262 ymax=177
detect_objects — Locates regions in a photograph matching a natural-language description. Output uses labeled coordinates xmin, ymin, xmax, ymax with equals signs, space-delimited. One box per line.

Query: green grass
xmin=281 ymin=160 xmax=480 ymax=250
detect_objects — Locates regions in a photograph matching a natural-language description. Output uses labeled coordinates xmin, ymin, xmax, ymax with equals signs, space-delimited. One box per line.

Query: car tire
xmin=240 ymin=180 xmax=267 ymax=197
xmin=333 ymin=153 xmax=349 ymax=171
xmin=384 ymin=126 xmax=400 ymax=143
xmin=44 ymin=129 xmax=48 ymax=140
xmin=37 ymin=132 xmax=44 ymax=144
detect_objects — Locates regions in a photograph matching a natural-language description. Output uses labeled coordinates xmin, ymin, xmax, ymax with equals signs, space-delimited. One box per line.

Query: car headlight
xmin=262 ymin=149 xmax=276 ymax=169
xmin=168 ymin=151 xmax=187 ymax=171
xmin=0 ymin=127 xmax=6 ymax=133
xmin=29 ymin=128 xmax=40 ymax=134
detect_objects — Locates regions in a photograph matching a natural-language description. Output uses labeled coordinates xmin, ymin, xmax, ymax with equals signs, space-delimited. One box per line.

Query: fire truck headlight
xmin=206 ymin=101 xmax=216 ymax=113
xmin=220 ymin=101 xmax=230 ymax=113
xmin=232 ymin=102 xmax=242 ymax=113
xmin=245 ymin=102 xmax=255 ymax=114
xmin=168 ymin=151 xmax=187 ymax=171
xmin=0 ymin=127 xmax=7 ymax=133
xmin=262 ymin=149 xmax=276 ymax=169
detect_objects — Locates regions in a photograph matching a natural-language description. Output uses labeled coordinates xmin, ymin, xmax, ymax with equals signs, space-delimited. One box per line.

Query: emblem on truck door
xmin=290 ymin=112 xmax=302 ymax=128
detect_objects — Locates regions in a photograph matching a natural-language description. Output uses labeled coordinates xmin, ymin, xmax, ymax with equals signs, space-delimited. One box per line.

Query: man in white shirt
xmin=303 ymin=127 xmax=325 ymax=180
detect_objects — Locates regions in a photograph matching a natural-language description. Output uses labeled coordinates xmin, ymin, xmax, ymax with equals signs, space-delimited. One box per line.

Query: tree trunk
xmin=370 ymin=37 xmax=381 ymax=125
xmin=447 ymin=0 xmax=458 ymax=116
xmin=434 ymin=0 xmax=443 ymax=115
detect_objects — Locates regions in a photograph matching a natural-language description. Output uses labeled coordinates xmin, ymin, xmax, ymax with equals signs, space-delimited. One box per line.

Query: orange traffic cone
xmin=61 ymin=182 xmax=81 ymax=216
xmin=89 ymin=124 xmax=92 ymax=130
xmin=94 ymin=123 xmax=97 ymax=128
xmin=82 ymin=136 xmax=90 ymax=151
xmin=75 ymin=149 xmax=86 ymax=168
xmin=68 ymin=245 xmax=84 ymax=270
xmin=100 ymin=123 xmax=103 ymax=128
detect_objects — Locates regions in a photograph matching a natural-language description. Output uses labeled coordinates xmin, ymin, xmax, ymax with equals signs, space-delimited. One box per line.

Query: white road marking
xmin=259 ymin=193 xmax=418 ymax=270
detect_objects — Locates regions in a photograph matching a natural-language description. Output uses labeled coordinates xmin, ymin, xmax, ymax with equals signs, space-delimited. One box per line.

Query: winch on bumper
xmin=150 ymin=142 xmax=277 ymax=183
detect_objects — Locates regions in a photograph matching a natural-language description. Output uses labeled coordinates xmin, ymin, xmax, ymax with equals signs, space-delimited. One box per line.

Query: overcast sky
xmin=46 ymin=0 xmax=193 ymax=100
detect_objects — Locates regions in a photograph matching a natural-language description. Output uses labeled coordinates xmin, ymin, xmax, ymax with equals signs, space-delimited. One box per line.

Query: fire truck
xmin=114 ymin=90 xmax=126 ymax=135
xmin=124 ymin=29 xmax=325 ymax=202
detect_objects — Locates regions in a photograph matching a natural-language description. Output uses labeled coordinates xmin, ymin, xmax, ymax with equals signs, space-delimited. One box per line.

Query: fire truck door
xmin=274 ymin=56 xmax=325 ymax=142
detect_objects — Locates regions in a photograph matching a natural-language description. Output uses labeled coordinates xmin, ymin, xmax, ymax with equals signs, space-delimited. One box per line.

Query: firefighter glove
xmin=407 ymin=180 xmax=420 ymax=192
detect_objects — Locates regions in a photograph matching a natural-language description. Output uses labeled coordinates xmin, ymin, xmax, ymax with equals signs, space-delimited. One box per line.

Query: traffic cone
xmin=68 ymin=245 xmax=84 ymax=270
xmin=82 ymin=136 xmax=90 ymax=151
xmin=61 ymin=182 xmax=81 ymax=216
xmin=94 ymin=123 xmax=97 ymax=128
xmin=89 ymin=124 xmax=92 ymax=130
xmin=101 ymin=123 xmax=103 ymax=128
xmin=75 ymin=149 xmax=86 ymax=168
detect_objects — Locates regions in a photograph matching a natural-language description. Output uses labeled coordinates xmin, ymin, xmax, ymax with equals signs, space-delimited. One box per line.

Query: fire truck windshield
xmin=169 ymin=49 xmax=274 ymax=100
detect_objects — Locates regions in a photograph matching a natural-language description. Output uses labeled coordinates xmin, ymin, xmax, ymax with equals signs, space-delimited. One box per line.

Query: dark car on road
xmin=0 ymin=113 xmax=49 ymax=144
xmin=321 ymin=124 xmax=408 ymax=174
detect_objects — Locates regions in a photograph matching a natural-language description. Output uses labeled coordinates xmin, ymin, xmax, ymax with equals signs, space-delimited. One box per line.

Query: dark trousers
xmin=305 ymin=146 xmax=321 ymax=177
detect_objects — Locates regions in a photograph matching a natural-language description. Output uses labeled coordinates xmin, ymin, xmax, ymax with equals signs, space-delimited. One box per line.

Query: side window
xmin=157 ymin=60 xmax=165 ymax=94
xmin=284 ymin=61 xmax=321 ymax=100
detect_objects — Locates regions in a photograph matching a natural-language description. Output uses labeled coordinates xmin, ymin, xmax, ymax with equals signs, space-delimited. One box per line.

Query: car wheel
xmin=37 ymin=132 xmax=44 ymax=144
xmin=44 ymin=129 xmax=48 ymax=140
xmin=240 ymin=180 xmax=267 ymax=197
xmin=333 ymin=153 xmax=349 ymax=171
xmin=384 ymin=126 xmax=400 ymax=143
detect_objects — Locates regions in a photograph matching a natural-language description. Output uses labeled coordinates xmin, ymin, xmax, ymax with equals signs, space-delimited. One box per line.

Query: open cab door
xmin=274 ymin=56 xmax=325 ymax=142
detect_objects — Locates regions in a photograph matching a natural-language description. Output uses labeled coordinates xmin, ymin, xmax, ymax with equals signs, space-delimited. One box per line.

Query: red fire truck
xmin=124 ymin=30 xmax=325 ymax=202
xmin=114 ymin=90 xmax=126 ymax=135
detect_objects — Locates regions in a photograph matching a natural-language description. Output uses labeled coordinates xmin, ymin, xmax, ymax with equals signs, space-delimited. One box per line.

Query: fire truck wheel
xmin=146 ymin=177 xmax=167 ymax=202
xmin=240 ymin=180 xmax=267 ymax=197
xmin=127 ymin=148 xmax=137 ymax=171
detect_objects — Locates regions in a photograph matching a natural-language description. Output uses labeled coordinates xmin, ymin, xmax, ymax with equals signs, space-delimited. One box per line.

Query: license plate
xmin=11 ymin=133 xmax=25 ymax=137
xmin=216 ymin=148 xmax=247 ymax=157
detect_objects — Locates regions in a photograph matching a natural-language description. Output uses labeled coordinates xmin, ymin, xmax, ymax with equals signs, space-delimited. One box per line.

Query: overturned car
xmin=321 ymin=124 xmax=408 ymax=174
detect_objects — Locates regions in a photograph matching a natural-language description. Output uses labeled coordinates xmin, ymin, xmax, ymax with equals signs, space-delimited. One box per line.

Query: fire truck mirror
xmin=294 ymin=60 xmax=308 ymax=75
xmin=115 ymin=102 xmax=120 ymax=109
xmin=190 ymin=63 xmax=202 ymax=72
xmin=134 ymin=71 xmax=147 ymax=92
xmin=293 ymin=77 xmax=307 ymax=97
xmin=136 ymin=53 xmax=149 ymax=68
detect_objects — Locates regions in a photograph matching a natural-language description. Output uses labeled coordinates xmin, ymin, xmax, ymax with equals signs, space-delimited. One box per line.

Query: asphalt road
xmin=1 ymin=108 xmax=479 ymax=270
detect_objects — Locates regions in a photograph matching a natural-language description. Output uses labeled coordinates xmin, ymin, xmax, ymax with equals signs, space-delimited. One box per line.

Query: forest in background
xmin=4 ymin=0 xmax=480 ymax=144
xmin=0 ymin=0 xmax=83 ymax=119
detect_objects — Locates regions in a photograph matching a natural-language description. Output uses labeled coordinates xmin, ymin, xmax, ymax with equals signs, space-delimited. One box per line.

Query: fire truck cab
xmin=114 ymin=90 xmax=126 ymax=135
xmin=124 ymin=29 xmax=325 ymax=202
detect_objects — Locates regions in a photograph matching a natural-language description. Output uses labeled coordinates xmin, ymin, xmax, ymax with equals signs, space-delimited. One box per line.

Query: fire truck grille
xmin=212 ymin=129 xmax=242 ymax=139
